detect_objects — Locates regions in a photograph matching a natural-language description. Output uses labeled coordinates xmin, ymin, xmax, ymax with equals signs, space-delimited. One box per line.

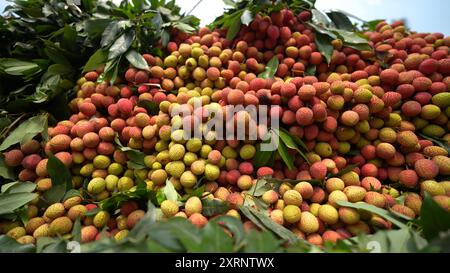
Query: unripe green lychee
xmin=105 ymin=174 xmax=119 ymax=191
xmin=298 ymin=211 xmax=319 ymax=234
xmin=239 ymin=144 xmax=256 ymax=160
xmin=185 ymin=196 xmax=202 ymax=216
xmin=93 ymin=211 xmax=110 ymax=228
xmin=204 ymin=163 xmax=220 ymax=181
xmin=87 ymin=177 xmax=106 ymax=194
xmin=433 ymin=155 xmax=450 ymax=175
xmin=315 ymin=142 xmax=333 ymax=157
xmin=169 ymin=144 xmax=186 ymax=161
xmin=165 ymin=161 xmax=186 ymax=178
xmin=341 ymin=171 xmax=360 ymax=186
xmin=49 ymin=216 xmax=73 ymax=235
xmin=318 ymin=204 xmax=339 ymax=225
xmin=161 ymin=200 xmax=179 ymax=217
xmin=283 ymin=205 xmax=302 ymax=224
xmin=421 ymin=180 xmax=446 ymax=196
xmin=44 ymin=203 xmax=65 ymax=219
xmin=115 ymin=229 xmax=129 ymax=241
xmin=186 ymin=138 xmax=202 ymax=153
xmin=183 ymin=152 xmax=198 ymax=166
xmin=93 ymin=155 xmax=111 ymax=169
xmin=397 ymin=131 xmax=418 ymax=148
xmin=283 ymin=190 xmax=303 ymax=206
xmin=421 ymin=104 xmax=441 ymax=120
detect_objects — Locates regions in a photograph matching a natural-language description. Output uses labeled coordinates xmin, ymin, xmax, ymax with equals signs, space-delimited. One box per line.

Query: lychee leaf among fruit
xmin=71 ymin=218 xmax=82 ymax=243
xmin=253 ymin=140 xmax=274 ymax=169
xmin=258 ymin=56 xmax=279 ymax=79
xmin=327 ymin=164 xmax=358 ymax=179
xmin=415 ymin=194 xmax=450 ymax=241
xmin=1 ymin=181 xmax=36 ymax=194
xmin=137 ymin=100 xmax=159 ymax=116
xmin=419 ymin=133 xmax=450 ymax=155
xmin=0 ymin=114 xmax=48 ymax=151
xmin=337 ymin=201 xmax=408 ymax=229
xmin=82 ymin=49 xmax=108 ymax=73
xmin=244 ymin=230 xmax=284 ymax=253
xmin=0 ymin=235 xmax=35 ymax=253
xmin=326 ymin=11 xmax=355 ymax=31
xmin=277 ymin=139 xmax=295 ymax=171
xmin=125 ymin=49 xmax=150 ymax=71
xmin=0 ymin=192 xmax=38 ymax=216
xmin=247 ymin=178 xmax=272 ymax=197
xmin=63 ymin=189 xmax=82 ymax=202
xmin=162 ymin=180 xmax=181 ymax=204
xmin=211 ymin=215 xmax=245 ymax=250
xmin=43 ymin=155 xmax=72 ymax=204
xmin=0 ymin=155 xmax=16 ymax=181
xmin=240 ymin=206 xmax=299 ymax=245
xmin=277 ymin=128 xmax=309 ymax=163
xmin=36 ymin=237 xmax=67 ymax=253
xmin=313 ymin=31 xmax=333 ymax=64
xmin=201 ymin=199 xmax=229 ymax=217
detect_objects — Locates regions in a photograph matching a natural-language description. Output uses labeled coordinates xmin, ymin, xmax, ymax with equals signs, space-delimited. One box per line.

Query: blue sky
xmin=0 ymin=0 xmax=449 ymax=34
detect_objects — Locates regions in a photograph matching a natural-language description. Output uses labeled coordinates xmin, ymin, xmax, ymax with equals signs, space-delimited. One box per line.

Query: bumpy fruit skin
xmin=161 ymin=200 xmax=179 ymax=217
xmin=318 ymin=204 xmax=339 ymax=225
xmin=421 ymin=180 xmax=446 ymax=196
xmin=343 ymin=186 xmax=366 ymax=202
xmin=7 ymin=227 xmax=26 ymax=239
xmin=93 ymin=211 xmax=110 ymax=228
xmin=283 ymin=205 xmax=301 ymax=224
xmin=33 ymin=224 xmax=50 ymax=238
xmin=44 ymin=203 xmax=65 ymax=219
xmin=188 ymin=213 xmax=208 ymax=228
xmin=338 ymin=207 xmax=360 ymax=225
xmin=298 ymin=211 xmax=319 ymax=234
xmin=127 ymin=210 xmax=145 ymax=229
xmin=433 ymin=156 xmax=450 ymax=175
xmin=81 ymin=225 xmax=98 ymax=243
xmin=185 ymin=196 xmax=202 ymax=216
xmin=391 ymin=204 xmax=416 ymax=219
xmin=283 ymin=190 xmax=303 ymax=206
xmin=405 ymin=193 xmax=422 ymax=216
xmin=49 ymin=216 xmax=73 ymax=235
xmin=262 ymin=190 xmax=279 ymax=204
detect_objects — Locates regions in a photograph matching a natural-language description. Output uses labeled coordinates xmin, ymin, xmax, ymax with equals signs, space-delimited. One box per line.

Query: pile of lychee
xmin=1 ymin=8 xmax=450 ymax=247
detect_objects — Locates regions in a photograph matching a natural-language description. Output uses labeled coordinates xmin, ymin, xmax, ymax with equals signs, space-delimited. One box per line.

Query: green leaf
xmin=189 ymin=221 xmax=234 ymax=253
xmin=162 ymin=180 xmax=179 ymax=202
xmin=240 ymin=9 xmax=253 ymax=26
xmin=63 ymin=189 xmax=82 ymax=201
xmin=416 ymin=193 xmax=450 ymax=241
xmin=1 ymin=182 xmax=36 ymax=194
xmin=201 ymin=199 xmax=229 ymax=217
xmin=244 ymin=230 xmax=283 ymax=253
xmin=137 ymin=100 xmax=159 ymax=116
xmin=0 ymin=192 xmax=38 ymax=215
xmin=0 ymin=235 xmax=35 ymax=253
xmin=337 ymin=201 xmax=408 ymax=229
xmin=83 ymin=49 xmax=108 ymax=73
xmin=125 ymin=50 xmax=150 ymax=71
xmin=210 ymin=216 xmax=245 ymax=250
xmin=247 ymin=178 xmax=272 ymax=197
xmin=101 ymin=21 xmax=121 ymax=48
xmin=0 ymin=155 xmax=16 ymax=181
xmin=243 ymin=206 xmax=298 ymax=244
xmin=305 ymin=65 xmax=316 ymax=76
xmin=326 ymin=11 xmax=354 ymax=31
xmin=71 ymin=218 xmax=82 ymax=242
xmin=258 ymin=56 xmax=279 ymax=79
xmin=364 ymin=19 xmax=384 ymax=31
xmin=114 ymin=134 xmax=146 ymax=169
xmin=327 ymin=164 xmax=358 ymax=179
xmin=84 ymin=207 xmax=101 ymax=217
xmin=36 ymin=237 xmax=67 ymax=253
xmin=108 ymin=31 xmax=134 ymax=60
xmin=0 ymin=114 xmax=48 ymax=151
xmin=253 ymin=142 xmax=273 ymax=170
xmin=0 ymin=59 xmax=41 ymax=77
xmin=277 ymin=139 xmax=294 ymax=171
xmin=314 ymin=32 xmax=333 ymax=64
xmin=226 ymin=15 xmax=242 ymax=40
xmin=43 ymin=155 xmax=72 ymax=203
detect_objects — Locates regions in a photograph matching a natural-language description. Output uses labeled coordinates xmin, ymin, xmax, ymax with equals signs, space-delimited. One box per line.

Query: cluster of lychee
xmin=1 ymin=8 xmax=450 ymax=247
